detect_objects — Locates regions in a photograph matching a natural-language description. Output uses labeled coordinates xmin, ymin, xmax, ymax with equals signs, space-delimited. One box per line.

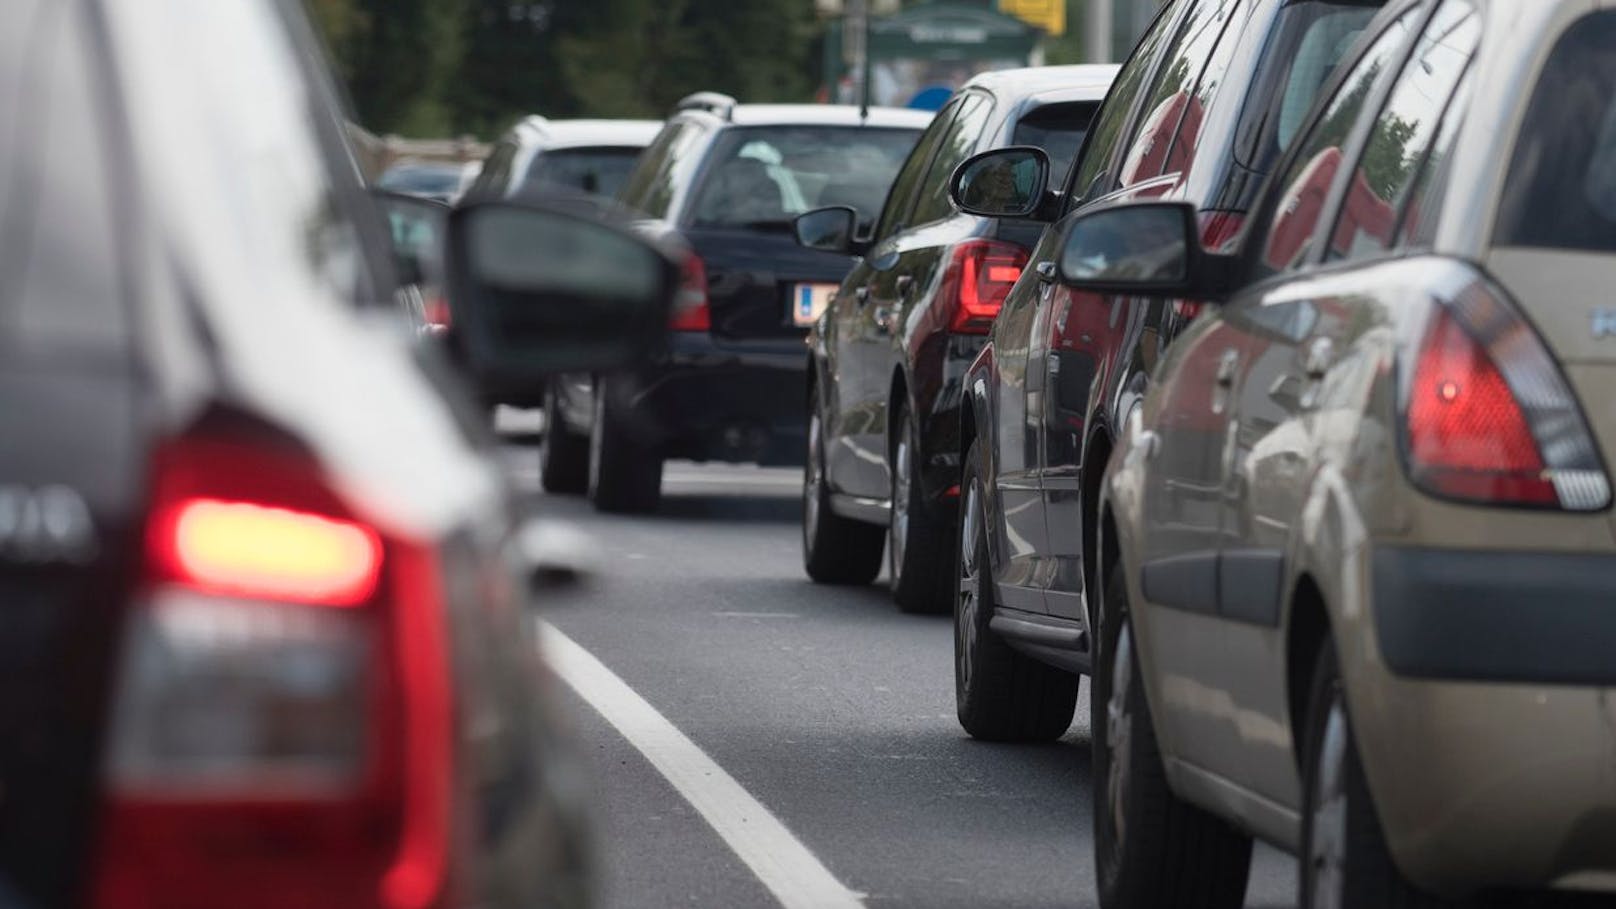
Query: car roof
xmin=712 ymin=104 xmax=935 ymax=129
xmin=964 ymin=64 xmax=1121 ymax=103
xmin=511 ymin=117 xmax=664 ymax=150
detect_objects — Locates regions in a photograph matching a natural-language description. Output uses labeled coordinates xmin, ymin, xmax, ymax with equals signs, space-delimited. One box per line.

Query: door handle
xmin=1303 ymin=337 xmax=1334 ymax=379
xmin=1215 ymin=349 xmax=1239 ymax=387
xmin=1035 ymin=261 xmax=1058 ymax=284
xmin=855 ymin=286 xmax=870 ymax=305
xmin=895 ymin=275 xmax=914 ymax=297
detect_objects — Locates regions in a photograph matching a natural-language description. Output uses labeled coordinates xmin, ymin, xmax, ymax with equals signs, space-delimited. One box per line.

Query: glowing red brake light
xmin=421 ymin=294 xmax=451 ymax=332
xmin=945 ymin=240 xmax=1029 ymax=334
xmin=155 ymin=498 xmax=382 ymax=607
xmin=670 ymin=254 xmax=711 ymax=332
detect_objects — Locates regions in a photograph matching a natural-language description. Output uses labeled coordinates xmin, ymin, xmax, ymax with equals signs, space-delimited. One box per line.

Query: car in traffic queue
xmin=378 ymin=159 xmax=482 ymax=205
xmin=540 ymin=96 xmax=932 ymax=513
xmin=1071 ymin=0 xmax=1616 ymax=905
xmin=947 ymin=0 xmax=1387 ymax=747
xmin=792 ymin=65 xmax=1119 ymax=613
xmin=0 ymin=0 xmax=685 ymax=906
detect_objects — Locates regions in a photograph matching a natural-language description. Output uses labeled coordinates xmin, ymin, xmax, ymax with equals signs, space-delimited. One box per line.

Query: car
xmin=947 ymin=0 xmax=1386 ymax=746
xmin=0 ymin=0 xmax=683 ymax=906
xmin=540 ymin=96 xmax=933 ymax=513
xmin=467 ymin=117 xmax=663 ymax=204
xmin=378 ymin=159 xmax=482 ymax=204
xmin=1075 ymin=0 xmax=1616 ymax=905
xmin=792 ymin=65 xmax=1119 ymax=613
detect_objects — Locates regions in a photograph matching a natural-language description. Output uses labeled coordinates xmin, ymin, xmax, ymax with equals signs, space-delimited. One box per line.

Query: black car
xmin=0 ymin=0 xmax=679 ymax=905
xmin=945 ymin=0 xmax=1384 ymax=743
xmin=541 ymin=95 xmax=932 ymax=513
xmin=793 ymin=65 xmax=1118 ymax=614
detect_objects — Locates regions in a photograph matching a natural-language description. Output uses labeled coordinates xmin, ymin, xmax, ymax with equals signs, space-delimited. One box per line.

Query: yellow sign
xmin=1000 ymin=0 xmax=1066 ymax=36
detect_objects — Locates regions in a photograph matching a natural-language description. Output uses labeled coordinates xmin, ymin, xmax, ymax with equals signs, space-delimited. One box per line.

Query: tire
xmin=1300 ymin=646 xmax=1459 ymax=909
xmin=1093 ymin=564 xmax=1252 ymax=909
xmin=587 ymin=380 xmax=662 ymax=514
xmin=803 ymin=386 xmax=884 ymax=585
xmin=888 ymin=398 xmax=953 ymax=614
xmin=954 ymin=440 xmax=1078 ymax=742
xmin=540 ymin=387 xmax=589 ymax=494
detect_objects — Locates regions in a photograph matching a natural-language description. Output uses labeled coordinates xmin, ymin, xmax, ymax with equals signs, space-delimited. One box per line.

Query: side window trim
xmin=1160 ymin=0 xmax=1246 ymax=176
xmin=909 ymin=90 xmax=997 ymax=229
xmin=874 ymin=99 xmax=963 ymax=242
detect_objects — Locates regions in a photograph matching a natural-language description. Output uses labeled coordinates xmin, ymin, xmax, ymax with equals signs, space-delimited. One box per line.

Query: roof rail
xmin=675 ymin=92 xmax=737 ymax=120
xmin=519 ymin=114 xmax=552 ymax=135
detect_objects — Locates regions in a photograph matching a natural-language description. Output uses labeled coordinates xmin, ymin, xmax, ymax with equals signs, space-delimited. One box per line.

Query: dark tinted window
xmin=874 ymin=101 xmax=959 ymax=242
xmin=687 ymin=126 xmax=919 ymax=232
xmin=618 ymin=122 xmax=707 ymax=219
xmin=523 ymin=147 xmax=643 ymax=199
xmin=1495 ymin=11 xmax=1616 ymax=253
xmin=1234 ymin=2 xmax=1382 ymax=185
xmin=1119 ymin=0 xmax=1242 ymax=185
xmin=910 ymin=94 xmax=995 ymax=225
xmin=1328 ymin=1 xmax=1479 ymax=262
xmin=1012 ymin=101 xmax=1100 ymax=186
xmin=1069 ymin=0 xmax=1182 ymax=204
xmin=1 ymin=0 xmax=124 ymax=354
xmin=1258 ymin=10 xmax=1415 ymax=276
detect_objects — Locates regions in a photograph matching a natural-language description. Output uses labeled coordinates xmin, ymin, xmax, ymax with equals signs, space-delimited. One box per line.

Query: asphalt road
xmin=510 ymin=452 xmax=1298 ymax=909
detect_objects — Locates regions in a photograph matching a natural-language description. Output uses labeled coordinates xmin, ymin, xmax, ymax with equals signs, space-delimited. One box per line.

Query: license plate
xmin=792 ymin=283 xmax=838 ymax=327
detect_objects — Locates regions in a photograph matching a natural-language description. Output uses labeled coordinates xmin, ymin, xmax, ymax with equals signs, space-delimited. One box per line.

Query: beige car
xmin=1064 ymin=0 xmax=1616 ymax=906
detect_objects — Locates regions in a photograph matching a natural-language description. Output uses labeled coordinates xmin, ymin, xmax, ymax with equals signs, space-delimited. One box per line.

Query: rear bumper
xmin=1356 ymin=546 xmax=1616 ymax=895
xmin=628 ymin=332 xmax=807 ymax=465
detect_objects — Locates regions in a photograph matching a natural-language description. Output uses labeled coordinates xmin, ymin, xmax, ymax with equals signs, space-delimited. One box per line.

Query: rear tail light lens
xmin=1402 ymin=276 xmax=1610 ymax=510
xmin=669 ymin=254 xmax=711 ymax=332
xmin=943 ymin=240 xmax=1029 ymax=334
xmin=421 ymin=294 xmax=451 ymax=333
xmin=94 ymin=430 xmax=454 ymax=909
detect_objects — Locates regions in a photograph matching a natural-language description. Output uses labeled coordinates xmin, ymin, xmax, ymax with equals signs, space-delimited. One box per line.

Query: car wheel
xmin=540 ymin=386 xmax=589 ymax=494
xmin=587 ymin=379 xmax=662 ymax=514
xmin=954 ymin=439 xmax=1078 ymax=742
xmin=888 ymin=398 xmax=952 ymax=614
xmin=1093 ymin=563 xmax=1252 ymax=909
xmin=802 ymin=386 xmax=884 ymax=585
xmin=1300 ymin=645 xmax=1458 ymax=909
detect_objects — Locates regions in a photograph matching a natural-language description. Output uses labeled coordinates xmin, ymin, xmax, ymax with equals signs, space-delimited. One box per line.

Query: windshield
xmin=686 ymin=126 xmax=920 ymax=232
xmin=524 ymin=147 xmax=645 ymax=200
xmin=1496 ymin=12 xmax=1616 ymax=252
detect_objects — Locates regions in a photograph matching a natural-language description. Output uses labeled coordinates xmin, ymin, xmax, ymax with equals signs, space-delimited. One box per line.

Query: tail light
xmin=943 ymin=240 xmax=1029 ymax=334
xmin=94 ymin=431 xmax=455 ymax=909
xmin=421 ymin=294 xmax=451 ymax=334
xmin=669 ymin=254 xmax=710 ymax=332
xmin=1402 ymin=277 xmax=1610 ymax=511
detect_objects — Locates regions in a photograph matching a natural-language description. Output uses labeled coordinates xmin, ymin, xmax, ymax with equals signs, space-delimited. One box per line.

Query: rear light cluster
xmin=942 ymin=240 xmax=1028 ymax=335
xmin=421 ymin=295 xmax=452 ymax=334
xmin=1402 ymin=276 xmax=1610 ymax=511
xmin=95 ymin=432 xmax=455 ymax=909
xmin=669 ymin=254 xmax=711 ymax=332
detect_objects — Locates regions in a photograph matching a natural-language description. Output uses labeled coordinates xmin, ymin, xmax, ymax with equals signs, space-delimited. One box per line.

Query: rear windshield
xmin=686 ymin=126 xmax=920 ymax=232
xmin=1234 ymin=1 xmax=1381 ymax=182
xmin=1495 ymin=12 xmax=1616 ymax=253
xmin=524 ymin=147 xmax=644 ymax=200
xmin=1012 ymin=101 xmax=1099 ymax=186
xmin=379 ymin=165 xmax=464 ymax=196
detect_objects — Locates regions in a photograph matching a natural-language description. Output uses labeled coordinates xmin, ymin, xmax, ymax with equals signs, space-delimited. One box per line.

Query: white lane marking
xmin=537 ymin=622 xmax=864 ymax=909
xmin=712 ymin=611 xmax=801 ymax=619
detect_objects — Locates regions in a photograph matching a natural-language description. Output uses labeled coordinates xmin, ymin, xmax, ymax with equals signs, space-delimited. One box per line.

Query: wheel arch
xmin=1285 ymin=574 xmax=1332 ymax=772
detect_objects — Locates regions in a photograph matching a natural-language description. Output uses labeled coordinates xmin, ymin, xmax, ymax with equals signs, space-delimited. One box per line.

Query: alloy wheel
xmin=890 ymin=430 xmax=912 ymax=584
xmin=1105 ymin=623 xmax=1135 ymax=850
xmin=955 ymin=481 xmax=980 ymax=693
xmin=805 ymin=409 xmax=823 ymax=546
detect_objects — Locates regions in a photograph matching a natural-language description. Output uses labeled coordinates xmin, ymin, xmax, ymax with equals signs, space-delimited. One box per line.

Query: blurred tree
xmin=317 ymin=0 xmax=467 ymax=136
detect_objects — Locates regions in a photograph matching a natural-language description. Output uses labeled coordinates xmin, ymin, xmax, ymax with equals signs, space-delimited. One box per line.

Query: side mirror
xmin=372 ymin=189 xmax=448 ymax=287
xmin=1057 ymin=201 xmax=1236 ymax=299
xmin=793 ymin=206 xmax=865 ymax=256
xmin=447 ymin=199 xmax=679 ymax=383
xmin=950 ymin=146 xmax=1051 ymax=219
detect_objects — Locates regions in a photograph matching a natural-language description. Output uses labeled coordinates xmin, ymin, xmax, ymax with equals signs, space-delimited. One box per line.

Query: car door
xmin=825 ymin=100 xmax=961 ymax=499
xmin=1206 ymin=0 xmax=1478 ymax=804
xmin=1040 ymin=0 xmax=1247 ymax=623
xmin=1142 ymin=3 xmax=1428 ymax=797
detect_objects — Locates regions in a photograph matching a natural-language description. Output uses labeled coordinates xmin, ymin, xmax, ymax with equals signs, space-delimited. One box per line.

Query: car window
xmin=1119 ymin=0 xmax=1242 ymax=186
xmin=523 ymin=147 xmax=644 ymax=199
xmin=686 ymin=126 xmax=919 ymax=232
xmin=1161 ymin=0 xmax=1246 ymax=175
xmin=1012 ymin=101 xmax=1100 ymax=188
xmin=1495 ymin=11 xmax=1616 ymax=253
xmin=874 ymin=101 xmax=960 ymax=243
xmin=1397 ymin=66 xmax=1472 ymax=248
xmin=0 ymin=0 xmax=125 ymax=355
xmin=1256 ymin=9 xmax=1417 ymax=277
xmin=1069 ymin=0 xmax=1182 ymax=205
xmin=1327 ymin=1 xmax=1479 ymax=263
xmin=910 ymin=94 xmax=995 ymax=226
xmin=1233 ymin=2 xmax=1383 ymax=189
xmin=619 ymin=122 xmax=707 ymax=219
